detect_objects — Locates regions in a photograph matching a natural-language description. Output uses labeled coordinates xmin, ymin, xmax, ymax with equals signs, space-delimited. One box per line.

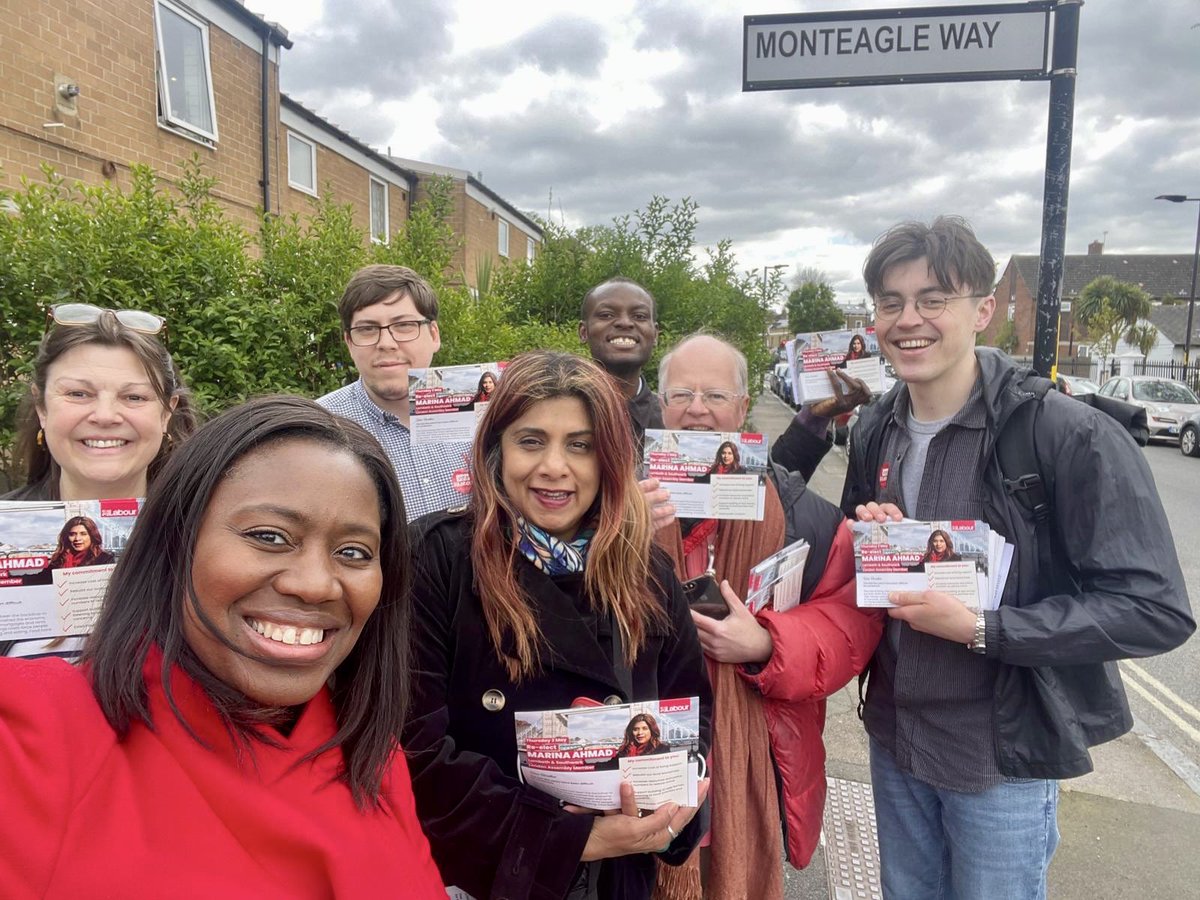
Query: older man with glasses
xmin=649 ymin=333 xmax=881 ymax=900
xmin=317 ymin=264 xmax=470 ymax=520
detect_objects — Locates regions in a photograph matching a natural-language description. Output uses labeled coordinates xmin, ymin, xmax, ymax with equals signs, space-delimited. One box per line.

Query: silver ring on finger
xmin=666 ymin=824 xmax=678 ymax=839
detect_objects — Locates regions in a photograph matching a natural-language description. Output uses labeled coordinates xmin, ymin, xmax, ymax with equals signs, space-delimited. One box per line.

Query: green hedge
xmin=0 ymin=160 xmax=772 ymax=488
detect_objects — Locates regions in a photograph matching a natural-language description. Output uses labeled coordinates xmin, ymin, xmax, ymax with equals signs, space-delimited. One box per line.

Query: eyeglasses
xmin=48 ymin=303 xmax=166 ymax=335
xmin=872 ymin=294 xmax=986 ymax=321
xmin=660 ymin=388 xmax=744 ymax=409
xmin=347 ymin=319 xmax=432 ymax=346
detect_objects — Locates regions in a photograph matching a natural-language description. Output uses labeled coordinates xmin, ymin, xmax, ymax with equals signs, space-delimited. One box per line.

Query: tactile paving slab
xmin=822 ymin=777 xmax=883 ymax=900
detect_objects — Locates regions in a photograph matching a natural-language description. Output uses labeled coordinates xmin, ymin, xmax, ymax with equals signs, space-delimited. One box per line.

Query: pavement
xmin=747 ymin=389 xmax=1200 ymax=900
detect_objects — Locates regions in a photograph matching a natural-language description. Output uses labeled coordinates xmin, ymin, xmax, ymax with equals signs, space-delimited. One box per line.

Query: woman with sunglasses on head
xmin=4 ymin=304 xmax=195 ymax=502
xmin=2 ymin=305 xmax=196 ymax=661
xmin=0 ymin=396 xmax=445 ymax=897
xmin=405 ymin=350 xmax=712 ymax=900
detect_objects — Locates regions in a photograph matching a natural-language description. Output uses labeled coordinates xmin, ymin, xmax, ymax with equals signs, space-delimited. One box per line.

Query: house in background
xmin=0 ymin=0 xmax=540 ymax=265
xmin=1 ymin=0 xmax=291 ymax=229
xmin=279 ymin=96 xmax=414 ymax=244
xmin=389 ymin=157 xmax=543 ymax=290
xmin=981 ymin=240 xmax=1196 ymax=358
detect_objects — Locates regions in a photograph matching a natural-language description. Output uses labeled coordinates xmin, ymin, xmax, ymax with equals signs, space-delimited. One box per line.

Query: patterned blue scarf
xmin=515 ymin=516 xmax=596 ymax=576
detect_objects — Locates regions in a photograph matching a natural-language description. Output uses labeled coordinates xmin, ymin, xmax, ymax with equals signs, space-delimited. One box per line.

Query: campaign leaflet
xmin=642 ymin=430 xmax=769 ymax=521
xmin=408 ymin=362 xmax=506 ymax=445
xmin=850 ymin=519 xmax=1010 ymax=611
xmin=515 ymin=697 xmax=703 ymax=810
xmin=745 ymin=538 xmax=810 ymax=614
xmin=786 ymin=328 xmax=885 ymax=404
xmin=0 ymin=498 xmax=140 ymax=641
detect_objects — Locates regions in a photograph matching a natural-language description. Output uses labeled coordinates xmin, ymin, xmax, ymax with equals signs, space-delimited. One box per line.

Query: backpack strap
xmin=997 ymin=375 xmax=1054 ymax=523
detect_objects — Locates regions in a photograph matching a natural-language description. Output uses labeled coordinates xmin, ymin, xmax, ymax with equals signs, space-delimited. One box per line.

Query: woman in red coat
xmin=0 ymin=396 xmax=444 ymax=899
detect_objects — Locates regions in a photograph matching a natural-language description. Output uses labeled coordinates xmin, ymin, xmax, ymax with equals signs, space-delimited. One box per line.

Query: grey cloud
xmin=276 ymin=0 xmax=1200 ymax=284
xmin=278 ymin=0 xmax=454 ymax=99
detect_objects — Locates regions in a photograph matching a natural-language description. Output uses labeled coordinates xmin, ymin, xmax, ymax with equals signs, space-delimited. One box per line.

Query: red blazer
xmin=738 ymin=522 xmax=883 ymax=867
xmin=0 ymin=651 xmax=445 ymax=899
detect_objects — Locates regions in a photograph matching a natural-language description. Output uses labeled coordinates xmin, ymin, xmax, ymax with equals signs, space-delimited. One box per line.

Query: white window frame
xmin=369 ymin=177 xmax=390 ymax=244
xmin=526 ymin=238 xmax=537 ymax=264
xmin=153 ymin=0 xmax=219 ymax=143
xmin=497 ymin=218 xmax=510 ymax=258
xmin=287 ymin=131 xmax=318 ymax=196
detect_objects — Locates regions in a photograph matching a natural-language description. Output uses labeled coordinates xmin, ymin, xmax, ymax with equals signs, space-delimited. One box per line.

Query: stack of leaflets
xmin=0 ymin=499 xmax=141 ymax=642
xmin=850 ymin=519 xmax=1012 ymax=610
xmin=515 ymin=697 xmax=703 ymax=810
xmin=786 ymin=328 xmax=885 ymax=404
xmin=745 ymin=537 xmax=810 ymax=614
xmin=407 ymin=361 xmax=506 ymax=445
xmin=642 ymin=429 xmax=769 ymax=521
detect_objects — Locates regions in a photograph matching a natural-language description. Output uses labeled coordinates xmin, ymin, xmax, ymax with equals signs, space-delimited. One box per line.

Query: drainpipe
xmin=260 ymin=29 xmax=271 ymax=213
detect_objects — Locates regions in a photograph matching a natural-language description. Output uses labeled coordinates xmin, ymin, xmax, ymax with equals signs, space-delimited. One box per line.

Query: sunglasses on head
xmin=46 ymin=303 xmax=168 ymax=340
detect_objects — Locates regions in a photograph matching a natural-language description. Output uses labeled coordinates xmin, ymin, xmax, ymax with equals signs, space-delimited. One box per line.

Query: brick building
xmin=391 ymin=157 xmax=543 ymax=290
xmin=1 ymin=0 xmax=540 ymax=264
xmin=0 ymin=0 xmax=294 ymax=229
xmin=981 ymin=240 xmax=1197 ymax=358
xmin=279 ymin=96 xmax=413 ymax=244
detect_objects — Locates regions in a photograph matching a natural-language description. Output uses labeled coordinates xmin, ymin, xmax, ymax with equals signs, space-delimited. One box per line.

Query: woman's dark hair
xmin=13 ymin=313 xmax=197 ymax=500
xmin=708 ymin=440 xmax=741 ymax=473
xmin=615 ymin=712 xmax=663 ymax=756
xmin=925 ymin=529 xmax=955 ymax=559
xmin=83 ymin=395 xmax=410 ymax=808
xmin=49 ymin=515 xmax=105 ymax=567
xmin=473 ymin=370 xmax=497 ymax=404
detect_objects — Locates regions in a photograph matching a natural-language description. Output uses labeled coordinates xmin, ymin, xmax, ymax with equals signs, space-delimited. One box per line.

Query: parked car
xmin=1056 ymin=374 xmax=1099 ymax=397
xmin=770 ymin=362 xmax=795 ymax=406
xmin=1181 ymin=411 xmax=1200 ymax=457
xmin=1096 ymin=376 xmax=1200 ymax=442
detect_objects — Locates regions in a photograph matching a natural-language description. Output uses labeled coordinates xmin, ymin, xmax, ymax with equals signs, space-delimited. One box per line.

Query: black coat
xmin=404 ymin=512 xmax=713 ymax=900
xmin=844 ymin=348 xmax=1194 ymax=779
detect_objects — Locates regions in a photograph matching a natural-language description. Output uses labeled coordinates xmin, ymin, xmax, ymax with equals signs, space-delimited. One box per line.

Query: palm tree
xmin=1075 ymin=276 xmax=1152 ymax=344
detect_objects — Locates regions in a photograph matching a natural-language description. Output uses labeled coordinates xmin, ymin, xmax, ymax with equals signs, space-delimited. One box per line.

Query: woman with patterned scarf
xmin=404 ymin=350 xmax=713 ymax=900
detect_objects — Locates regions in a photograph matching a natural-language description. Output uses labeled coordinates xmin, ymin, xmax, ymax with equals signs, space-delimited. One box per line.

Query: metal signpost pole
xmin=1031 ymin=0 xmax=1082 ymax=378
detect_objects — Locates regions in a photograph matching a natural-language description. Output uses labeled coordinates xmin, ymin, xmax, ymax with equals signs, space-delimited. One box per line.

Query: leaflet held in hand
xmin=408 ymin=362 xmax=506 ymax=445
xmin=851 ymin=519 xmax=1011 ymax=610
xmin=515 ymin=697 xmax=703 ymax=809
xmin=643 ymin=430 xmax=769 ymax=520
xmin=787 ymin=328 xmax=885 ymax=403
xmin=0 ymin=499 xmax=141 ymax=641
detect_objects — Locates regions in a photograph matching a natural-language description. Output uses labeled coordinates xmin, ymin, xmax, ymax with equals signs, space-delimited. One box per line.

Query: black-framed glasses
xmin=872 ymin=294 xmax=986 ymax=321
xmin=47 ymin=303 xmax=168 ymax=341
xmin=347 ymin=319 xmax=432 ymax=346
xmin=660 ymin=388 xmax=744 ymax=409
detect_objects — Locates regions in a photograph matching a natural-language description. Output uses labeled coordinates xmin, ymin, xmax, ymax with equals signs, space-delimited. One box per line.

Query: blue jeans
xmin=869 ymin=738 xmax=1059 ymax=900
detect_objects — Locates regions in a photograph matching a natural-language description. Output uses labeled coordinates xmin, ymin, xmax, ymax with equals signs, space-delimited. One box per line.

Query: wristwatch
xmin=967 ymin=609 xmax=987 ymax=654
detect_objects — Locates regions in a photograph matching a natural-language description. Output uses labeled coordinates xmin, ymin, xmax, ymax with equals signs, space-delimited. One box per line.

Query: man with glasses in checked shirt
xmin=318 ymin=264 xmax=470 ymax=520
xmin=843 ymin=217 xmax=1192 ymax=899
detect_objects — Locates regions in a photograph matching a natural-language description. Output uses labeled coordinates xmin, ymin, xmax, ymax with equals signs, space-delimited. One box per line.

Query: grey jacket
xmin=842 ymin=348 xmax=1194 ymax=779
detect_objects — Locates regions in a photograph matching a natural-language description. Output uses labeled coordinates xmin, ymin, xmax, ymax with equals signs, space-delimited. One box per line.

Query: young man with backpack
xmin=843 ymin=217 xmax=1194 ymax=900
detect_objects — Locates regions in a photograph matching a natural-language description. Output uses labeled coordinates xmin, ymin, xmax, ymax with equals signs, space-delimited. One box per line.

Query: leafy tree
xmin=1075 ymin=276 xmax=1152 ymax=344
xmin=1 ymin=169 xmax=778 ymax=486
xmin=787 ymin=279 xmax=843 ymax=334
xmin=1085 ymin=301 xmax=1126 ymax=362
xmin=1127 ymin=322 xmax=1159 ymax=357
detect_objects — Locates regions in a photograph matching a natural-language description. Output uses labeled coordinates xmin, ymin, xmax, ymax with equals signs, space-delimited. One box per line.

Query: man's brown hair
xmin=863 ymin=216 xmax=996 ymax=299
xmin=337 ymin=264 xmax=439 ymax=332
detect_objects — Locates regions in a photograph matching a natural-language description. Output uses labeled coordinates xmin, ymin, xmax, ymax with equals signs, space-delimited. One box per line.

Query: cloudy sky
xmin=247 ymin=0 xmax=1199 ymax=302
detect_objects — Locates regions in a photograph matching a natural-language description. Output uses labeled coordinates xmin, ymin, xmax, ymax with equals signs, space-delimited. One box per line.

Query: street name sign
xmin=743 ymin=2 xmax=1053 ymax=91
